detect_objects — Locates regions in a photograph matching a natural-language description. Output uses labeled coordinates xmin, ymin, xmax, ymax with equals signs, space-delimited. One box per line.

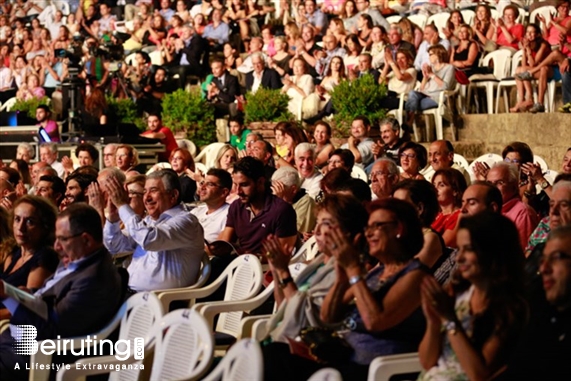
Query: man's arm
xmin=103 ymin=219 xmax=137 ymax=254
xmin=217 ymin=226 xmax=235 ymax=243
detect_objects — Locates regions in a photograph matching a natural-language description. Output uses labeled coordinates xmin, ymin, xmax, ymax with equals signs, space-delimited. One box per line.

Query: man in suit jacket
xmin=171 ymin=23 xmax=208 ymax=90
xmin=206 ymin=59 xmax=240 ymax=117
xmin=0 ymin=204 xmax=125 ymax=381
xmin=357 ymin=53 xmax=380 ymax=83
xmin=245 ymin=52 xmax=282 ymax=93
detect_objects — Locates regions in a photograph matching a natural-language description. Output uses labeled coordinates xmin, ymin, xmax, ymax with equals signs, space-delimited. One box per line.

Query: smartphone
xmin=38 ymin=127 xmax=52 ymax=143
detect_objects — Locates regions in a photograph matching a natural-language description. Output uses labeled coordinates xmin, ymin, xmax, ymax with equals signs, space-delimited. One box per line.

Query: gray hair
xmin=547 ymin=224 xmax=571 ymax=242
xmin=246 ymin=132 xmax=263 ymax=141
xmin=147 ymin=169 xmax=182 ymax=202
xmin=17 ymin=143 xmax=35 ymax=159
xmin=251 ymin=51 xmax=265 ymax=66
xmin=99 ymin=167 xmax=126 ymax=184
xmin=271 ymin=166 xmax=301 ymax=188
xmin=553 ymin=180 xmax=571 ymax=193
xmin=40 ymin=142 xmax=58 ymax=154
xmin=389 ymin=23 xmax=403 ymax=35
xmin=379 ymin=117 xmax=400 ymax=132
xmin=370 ymin=158 xmax=399 ymax=181
xmin=491 ymin=162 xmax=519 ymax=185
xmin=294 ymin=142 xmax=315 ymax=159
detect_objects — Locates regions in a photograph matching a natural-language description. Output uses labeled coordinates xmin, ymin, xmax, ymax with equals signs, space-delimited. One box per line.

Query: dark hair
xmin=36 ymin=104 xmax=51 ymax=114
xmin=316 ymin=193 xmax=368 ymax=239
xmin=229 ymin=114 xmax=244 ymax=126
xmin=39 ymin=175 xmax=66 ymax=198
xmin=393 ymin=179 xmax=439 ymax=227
xmin=337 ymin=178 xmax=372 ymax=203
xmin=353 ymin=115 xmax=371 ymax=128
xmin=12 ymin=195 xmax=58 ymax=247
xmin=359 ymin=13 xmax=373 ymax=29
xmin=501 ymin=141 xmax=534 ymax=165
xmin=71 ymin=166 xmax=99 ymax=178
xmin=398 ymin=141 xmax=428 ymax=170
xmin=432 ymin=168 xmax=468 ymax=208
xmin=282 ymin=123 xmax=308 ymax=147
xmin=313 ymin=121 xmax=332 ymax=137
xmin=471 ymin=181 xmax=504 ymax=212
xmin=233 ymin=156 xmax=266 ymax=182
xmin=75 ymin=143 xmax=99 ymax=163
xmin=0 ymin=167 xmax=21 ymax=186
xmin=59 ymin=203 xmax=103 ymax=242
xmin=207 ymin=168 xmax=233 ymax=190
xmin=10 ymin=159 xmax=31 ymax=185
xmin=366 ymin=198 xmax=424 ymax=262
xmin=446 ymin=10 xmax=465 ymax=31
xmin=321 ymin=167 xmax=352 ymax=193
xmin=453 ymin=212 xmax=527 ymax=345
xmin=328 ymin=149 xmax=355 ymax=171
xmin=66 ymin=172 xmax=97 ymax=191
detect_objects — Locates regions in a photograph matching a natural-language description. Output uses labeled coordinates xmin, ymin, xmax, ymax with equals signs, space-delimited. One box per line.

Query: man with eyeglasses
xmin=487 ymin=162 xmax=539 ymax=250
xmin=501 ymin=224 xmax=571 ymax=380
xmin=0 ymin=204 xmax=124 ymax=381
xmin=370 ymin=158 xmax=400 ymax=200
xmin=315 ymin=35 xmax=346 ymax=78
xmin=102 ymin=144 xmax=118 ymax=168
xmin=103 ymin=169 xmax=205 ymax=291
xmin=191 ymin=168 xmax=232 ymax=243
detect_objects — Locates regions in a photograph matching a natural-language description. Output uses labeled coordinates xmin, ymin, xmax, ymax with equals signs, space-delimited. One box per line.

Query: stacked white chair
xmin=495 ymin=50 xmax=524 ymax=113
xmin=202 ymin=338 xmax=263 ymax=381
xmin=367 ymin=353 xmax=422 ymax=381
xmin=467 ymin=49 xmax=513 ymax=114
xmin=194 ymin=142 xmax=227 ymax=169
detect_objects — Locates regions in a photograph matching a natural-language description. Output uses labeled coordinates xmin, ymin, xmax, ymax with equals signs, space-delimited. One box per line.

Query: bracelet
xmin=349 ymin=274 xmax=363 ymax=286
xmin=279 ymin=276 xmax=294 ymax=288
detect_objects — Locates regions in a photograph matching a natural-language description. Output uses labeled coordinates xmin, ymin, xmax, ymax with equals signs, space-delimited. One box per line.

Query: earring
xmin=396 ymin=234 xmax=401 ymax=239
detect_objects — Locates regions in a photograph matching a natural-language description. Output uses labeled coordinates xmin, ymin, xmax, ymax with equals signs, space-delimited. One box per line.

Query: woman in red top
xmin=494 ymin=5 xmax=524 ymax=50
xmin=140 ymin=114 xmax=178 ymax=163
xmin=431 ymin=168 xmax=468 ymax=248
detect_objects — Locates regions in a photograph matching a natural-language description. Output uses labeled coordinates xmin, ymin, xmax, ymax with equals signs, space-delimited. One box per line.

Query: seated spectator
xmin=315 ymin=34 xmax=346 ymax=79
xmin=9 ymin=159 xmax=31 ymax=189
xmin=81 ymin=86 xmax=108 ymax=133
xmin=326 ymin=149 xmax=355 ymax=174
xmin=140 ymin=114 xmax=178 ymax=162
xmin=431 ymin=168 xmax=468 ymax=248
xmin=357 ymin=13 xmax=374 ymax=48
xmin=36 ymin=175 xmax=65 ymax=207
xmin=510 ymin=24 xmax=550 ymax=113
xmin=137 ymin=66 xmax=172 ymax=116
xmin=222 ymin=42 xmax=243 ymax=73
xmin=428 ymin=140 xmax=471 ymax=184
xmin=245 ymin=52 xmax=282 ymax=92
xmin=16 ymin=72 xmax=45 ymax=101
xmin=370 ymin=158 xmax=400 ymax=200
xmin=168 ymin=147 xmax=197 ymax=204
xmin=191 ymin=168 xmax=232 ymax=243
xmin=386 ymin=23 xmax=417 ymax=62
xmin=344 ymin=33 xmax=363 ymax=74
xmin=10 ymin=54 xmax=32 ymax=92
xmin=282 ymin=58 xmax=319 ymax=119
xmin=442 ymin=10 xmax=466 ymax=47
xmin=158 ymin=0 xmax=175 ymax=22
xmin=341 ymin=0 xmax=359 ymax=33
xmin=341 ymin=116 xmax=375 ymax=168
xmin=312 ymin=121 xmax=335 ymax=169
xmin=356 ymin=52 xmax=380 ymax=83
xmin=15 ymin=143 xmax=34 ymax=163
xmin=123 ymin=16 xmax=147 ymax=52
xmin=59 ymin=172 xmax=97 ymax=211
xmin=460 ymin=181 xmax=504 ymax=217
xmin=39 ymin=143 xmax=64 ymax=178
xmin=274 ymin=123 xmax=309 ymax=168
xmin=102 ymin=144 xmax=118 ymax=168
xmin=223 ymin=0 xmax=250 ymax=46
xmin=104 ymin=169 xmax=204 ymax=291
xmin=406 ymin=45 xmax=456 ymax=125
xmin=487 ymin=163 xmax=540 ymax=250
xmin=218 ymin=157 xmax=297 ymax=256
xmin=266 ymin=36 xmax=291 ymax=78
xmin=62 ymin=143 xmax=98 ymax=176
xmin=473 ymin=4 xmax=496 ymax=52
xmin=371 ymin=117 xmax=408 ymax=165
xmin=202 ymin=8 xmax=229 ymax=52
xmin=214 ymin=144 xmax=238 ymax=172
xmin=418 ymin=212 xmax=527 ymax=380
xmin=284 ymin=22 xmax=302 ymax=56
xmin=304 ymin=0 xmax=328 ymax=35
xmin=115 ymin=144 xmax=140 ymax=174
xmin=295 ymin=143 xmax=323 ymax=200
xmin=305 ymin=56 xmax=347 ymax=123
xmin=493 ymin=5 xmax=524 ymax=51
xmin=261 ymin=193 xmax=367 ymax=351
xmin=265 ymin=198 xmax=427 ymax=379
xmin=0 ymin=167 xmax=21 ymax=189
xmin=237 ymin=37 xmax=267 ymax=74
xmin=398 ymin=141 xmax=428 ymax=180
xmin=450 ymin=24 xmax=480 ymax=78
xmin=291 ymin=24 xmax=320 ymax=77
xmin=170 ymin=24 xmax=207 ymax=90
xmin=369 ymin=25 xmax=388 ymax=70
xmin=229 ymin=115 xmax=251 ymax=151
xmin=205 ymin=59 xmax=240 ymax=118
xmin=249 ymin=139 xmax=277 ymax=181
xmin=326 ymin=18 xmax=348 ymax=47
xmin=499 ymin=141 xmax=535 ymax=201
xmin=393 ymin=179 xmax=444 ymax=270
xmin=414 ymin=25 xmax=451 ymax=73
xmin=193 ymin=13 xmax=207 ymax=35
xmin=0 ymin=204 xmax=124 ymax=381
xmin=379 ymin=48 xmax=417 ymax=110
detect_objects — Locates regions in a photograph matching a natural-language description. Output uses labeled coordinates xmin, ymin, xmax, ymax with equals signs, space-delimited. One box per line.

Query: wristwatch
xmin=444 ymin=320 xmax=458 ymax=335
xmin=279 ymin=276 xmax=294 ymax=288
xmin=540 ymin=180 xmax=550 ymax=190
xmin=349 ymin=274 xmax=363 ymax=286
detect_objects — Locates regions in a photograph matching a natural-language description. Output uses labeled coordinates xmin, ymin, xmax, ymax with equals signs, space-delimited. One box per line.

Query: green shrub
xmin=330 ymin=75 xmax=388 ymax=137
xmin=243 ymin=87 xmax=293 ymax=124
xmin=105 ymin=96 xmax=145 ymax=130
xmin=161 ymin=88 xmax=216 ymax=147
xmin=11 ymin=96 xmax=50 ymax=119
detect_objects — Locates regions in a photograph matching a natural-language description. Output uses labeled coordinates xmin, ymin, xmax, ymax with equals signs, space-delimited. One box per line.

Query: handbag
xmin=297 ymin=327 xmax=353 ymax=364
xmin=455 ymin=69 xmax=470 ymax=85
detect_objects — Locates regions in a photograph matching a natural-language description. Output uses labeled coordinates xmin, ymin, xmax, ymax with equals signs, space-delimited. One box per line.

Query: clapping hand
xmin=472 ymin=161 xmax=490 ymax=181
xmin=262 ymin=234 xmax=292 ymax=274
xmin=323 ymin=226 xmax=362 ymax=270
xmin=105 ymin=176 xmax=129 ymax=208
xmin=420 ymin=276 xmax=456 ymax=323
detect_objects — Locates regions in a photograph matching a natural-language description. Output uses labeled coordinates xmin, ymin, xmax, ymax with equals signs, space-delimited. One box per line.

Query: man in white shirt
xmin=39 ymin=143 xmax=65 ymax=178
xmin=341 ymin=116 xmax=375 ymax=168
xmin=295 ymin=143 xmax=323 ymax=200
xmin=191 ymin=168 xmax=232 ymax=243
xmin=414 ymin=24 xmax=450 ymax=72
xmin=104 ymin=169 xmax=205 ymax=291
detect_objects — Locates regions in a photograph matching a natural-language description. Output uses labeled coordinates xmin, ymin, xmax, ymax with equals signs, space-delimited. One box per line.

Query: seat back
xmin=216 ymin=255 xmax=263 ymax=337
xmin=460 ymin=9 xmax=475 ymax=25
xmin=1 ymin=97 xmax=17 ymax=112
xmin=481 ymin=49 xmax=513 ymax=80
xmin=453 ymin=153 xmax=470 ymax=174
xmin=367 ymin=353 xmax=421 ymax=381
xmin=386 ymin=15 xmax=402 ymax=24
xmin=290 ymin=235 xmax=317 ymax=264
xmin=510 ymin=50 xmax=524 ymax=77
xmin=194 ymin=252 xmax=212 ymax=289
xmin=533 ymin=155 xmax=549 ymax=172
xmin=407 ymin=14 xmax=428 ymax=29
xmin=530 ymin=6 xmax=557 ymax=30
xmin=350 ymin=165 xmax=368 ymax=181
xmin=202 ymin=338 xmax=263 ymax=381
xmin=468 ymin=153 xmax=503 ymax=182
xmin=177 ymin=138 xmax=198 ymax=157
xmin=111 ymin=292 xmax=164 ymax=381
xmin=427 ymin=12 xmax=451 ymax=38
xmin=307 ymin=367 xmax=343 ymax=381
xmin=194 ymin=142 xmax=227 ymax=169
xmin=149 ymin=309 xmax=214 ymax=381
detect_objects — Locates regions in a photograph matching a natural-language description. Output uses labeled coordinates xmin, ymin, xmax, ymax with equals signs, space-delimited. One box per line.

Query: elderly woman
xmin=326 ymin=149 xmax=355 ymax=174
xmin=380 ymin=48 xmax=417 ymax=110
xmin=283 ymin=58 xmax=319 ymax=120
xmin=418 ymin=213 xmax=527 ymax=380
xmin=264 ymin=198 xmax=428 ymax=380
xmin=169 ymin=147 xmax=197 ymax=203
xmin=313 ymin=121 xmax=335 ymax=169
xmin=398 ymin=141 xmax=427 ymax=180
xmin=405 ymin=44 xmax=456 ymax=126
xmin=493 ymin=4 xmax=524 ymax=51
xmin=431 ymin=168 xmax=468 ymax=248
xmin=16 ymin=73 xmax=45 ymax=100
xmin=0 ymin=196 xmax=59 ymax=318
xmin=16 ymin=143 xmax=34 ymax=163
xmin=115 ymin=144 xmax=139 ymax=174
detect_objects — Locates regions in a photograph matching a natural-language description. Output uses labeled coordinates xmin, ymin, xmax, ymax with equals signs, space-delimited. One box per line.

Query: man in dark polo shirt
xmin=218 ymin=157 xmax=297 ymax=255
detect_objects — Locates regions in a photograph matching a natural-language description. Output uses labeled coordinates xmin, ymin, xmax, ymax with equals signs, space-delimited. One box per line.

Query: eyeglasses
xmin=400 ymin=153 xmax=417 ymax=159
xmin=56 ymin=232 xmax=83 ymax=243
xmin=365 ymin=221 xmax=397 ymax=233
xmin=199 ymin=181 xmax=221 ymax=188
xmin=539 ymin=251 xmax=571 ymax=266
xmin=504 ymin=158 xmax=520 ymax=164
xmin=489 ymin=180 xmax=506 ymax=187
xmin=371 ymin=171 xmax=393 ymax=178
xmin=128 ymin=191 xmax=144 ymax=197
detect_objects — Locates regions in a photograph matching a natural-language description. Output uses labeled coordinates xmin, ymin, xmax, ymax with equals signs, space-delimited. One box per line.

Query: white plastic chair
xmin=0 ymin=97 xmax=17 ymax=112
xmin=367 ymin=353 xmax=422 ymax=381
xmin=307 ymin=368 xmax=343 ymax=381
xmin=386 ymin=15 xmax=402 ymax=24
xmin=419 ymin=83 xmax=461 ymax=141
xmin=407 ymin=14 xmax=428 ymax=29
xmin=290 ymin=235 xmax=318 ymax=264
xmin=350 ymin=165 xmax=368 ymax=181
xmin=152 ymin=252 xmax=211 ymax=298
xmin=202 ymin=338 xmax=263 ymax=381
xmin=530 ymin=6 xmax=556 ymax=31
xmin=40 ymin=292 xmax=164 ymax=381
xmin=495 ymin=50 xmax=524 ymax=113
xmin=427 ymin=12 xmax=451 ymax=38
xmin=468 ymin=153 xmax=503 ymax=182
xmin=53 ymin=0 xmax=70 ymax=15
xmin=453 ymin=153 xmax=470 ymax=174
xmin=156 ymin=254 xmax=263 ymax=315
xmin=460 ymin=9 xmax=475 ymax=25
xmin=467 ymin=49 xmax=513 ymax=114
xmin=534 ymin=155 xmax=549 ymax=172
xmin=195 ymin=162 xmax=208 ymax=177
xmin=149 ymin=49 xmax=164 ymax=66
xmin=177 ymin=138 xmax=198 ymax=157
xmin=387 ymin=93 xmax=406 ymax=130
xmin=194 ymin=142 xmax=227 ymax=169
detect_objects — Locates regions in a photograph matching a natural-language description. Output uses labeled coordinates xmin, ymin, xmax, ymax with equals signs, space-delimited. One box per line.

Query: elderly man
xmin=171 ymin=23 xmax=207 ymax=90
xmin=370 ymin=158 xmax=400 ymax=200
xmin=414 ymin=24 xmax=451 ymax=73
xmin=245 ymin=52 xmax=281 ymax=93
xmin=191 ymin=168 xmax=232 ymax=243
xmin=460 ymin=181 xmax=503 ymax=216
xmin=295 ymin=143 xmax=323 ymax=200
xmin=387 ymin=23 xmax=416 ymax=62
xmin=0 ymin=204 xmax=124 ymax=381
xmin=237 ymin=37 xmax=267 ymax=74
xmin=356 ymin=53 xmax=380 ymax=82
xmin=271 ymin=166 xmax=317 ymax=235
xmin=428 ymin=140 xmax=471 ymax=184
xmin=502 ymin=224 xmax=571 ymax=380
xmin=341 ymin=116 xmax=375 ymax=168
xmin=250 ymin=139 xmax=277 ymax=180
xmin=219 ymin=157 xmax=297 ymax=256
xmin=39 ymin=143 xmax=64 ymax=178
xmin=371 ymin=117 xmax=407 ymax=164
xmin=103 ymin=144 xmax=118 ymax=168
xmin=104 ymin=169 xmax=205 ymax=291
xmin=487 ymin=163 xmax=539 ymax=250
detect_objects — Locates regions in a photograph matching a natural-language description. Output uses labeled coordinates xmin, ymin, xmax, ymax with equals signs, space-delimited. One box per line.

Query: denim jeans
xmin=404 ymin=90 xmax=438 ymax=112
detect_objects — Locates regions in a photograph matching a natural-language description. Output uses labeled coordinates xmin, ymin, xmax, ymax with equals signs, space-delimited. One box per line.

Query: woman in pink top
xmin=494 ymin=5 xmax=524 ymax=50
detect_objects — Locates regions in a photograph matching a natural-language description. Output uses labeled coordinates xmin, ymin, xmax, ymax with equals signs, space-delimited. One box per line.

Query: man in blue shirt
xmin=202 ymin=8 xmax=229 ymax=52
